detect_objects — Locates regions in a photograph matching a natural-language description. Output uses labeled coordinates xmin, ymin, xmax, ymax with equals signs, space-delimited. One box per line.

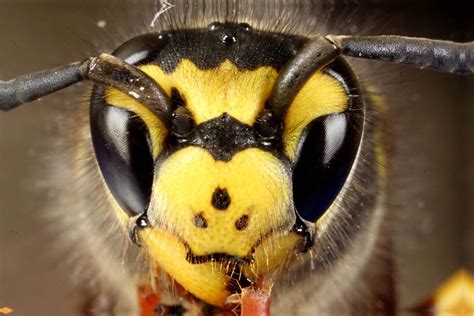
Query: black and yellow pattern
xmin=90 ymin=22 xmax=362 ymax=307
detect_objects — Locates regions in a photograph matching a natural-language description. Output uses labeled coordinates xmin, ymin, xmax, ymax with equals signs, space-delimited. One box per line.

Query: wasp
xmin=1 ymin=2 xmax=472 ymax=315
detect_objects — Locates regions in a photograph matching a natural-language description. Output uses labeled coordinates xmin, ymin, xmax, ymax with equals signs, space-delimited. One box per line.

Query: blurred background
xmin=0 ymin=0 xmax=472 ymax=315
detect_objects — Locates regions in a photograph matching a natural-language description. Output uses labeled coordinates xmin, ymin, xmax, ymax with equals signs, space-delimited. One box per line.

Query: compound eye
xmin=91 ymin=98 xmax=154 ymax=216
xmin=89 ymin=34 xmax=169 ymax=216
xmin=113 ymin=33 xmax=168 ymax=65
xmin=292 ymin=112 xmax=362 ymax=222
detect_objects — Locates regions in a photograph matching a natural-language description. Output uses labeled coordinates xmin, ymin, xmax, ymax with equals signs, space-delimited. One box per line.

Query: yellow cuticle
xmin=139 ymin=228 xmax=231 ymax=307
xmin=139 ymin=60 xmax=278 ymax=125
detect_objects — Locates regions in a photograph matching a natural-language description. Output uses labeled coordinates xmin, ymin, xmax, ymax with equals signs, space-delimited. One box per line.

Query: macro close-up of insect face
xmin=87 ymin=24 xmax=368 ymax=309
xmin=1 ymin=0 xmax=473 ymax=315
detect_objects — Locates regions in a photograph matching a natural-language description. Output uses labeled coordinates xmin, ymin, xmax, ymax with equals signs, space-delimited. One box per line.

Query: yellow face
xmin=104 ymin=57 xmax=349 ymax=306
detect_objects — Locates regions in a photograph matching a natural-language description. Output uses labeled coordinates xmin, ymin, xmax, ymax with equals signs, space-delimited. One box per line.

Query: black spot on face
xmin=235 ymin=215 xmax=249 ymax=231
xmin=211 ymin=188 xmax=231 ymax=210
xmin=193 ymin=213 xmax=208 ymax=229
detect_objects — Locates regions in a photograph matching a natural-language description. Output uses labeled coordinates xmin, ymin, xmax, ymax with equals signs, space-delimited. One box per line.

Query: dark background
xmin=0 ymin=0 xmax=472 ymax=315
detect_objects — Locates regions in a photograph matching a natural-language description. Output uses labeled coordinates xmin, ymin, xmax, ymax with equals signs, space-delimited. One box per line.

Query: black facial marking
xmin=193 ymin=213 xmax=208 ymax=229
xmin=168 ymin=112 xmax=282 ymax=161
xmin=193 ymin=113 xmax=254 ymax=160
xmin=235 ymin=215 xmax=249 ymax=231
xmin=186 ymin=251 xmax=251 ymax=265
xmin=130 ymin=22 xmax=307 ymax=73
xmin=211 ymin=188 xmax=231 ymax=210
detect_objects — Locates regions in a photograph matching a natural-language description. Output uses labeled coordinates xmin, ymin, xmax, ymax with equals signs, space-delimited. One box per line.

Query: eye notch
xmin=90 ymin=102 xmax=154 ymax=218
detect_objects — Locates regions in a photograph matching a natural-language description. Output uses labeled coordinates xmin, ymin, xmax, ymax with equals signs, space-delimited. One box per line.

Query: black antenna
xmin=269 ymin=35 xmax=473 ymax=118
xmin=328 ymin=35 xmax=473 ymax=75
xmin=1 ymin=54 xmax=172 ymax=123
xmin=0 ymin=59 xmax=92 ymax=111
xmin=1 ymin=36 xmax=472 ymax=114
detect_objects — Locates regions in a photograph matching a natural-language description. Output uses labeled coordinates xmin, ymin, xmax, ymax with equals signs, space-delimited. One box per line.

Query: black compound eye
xmin=90 ymin=95 xmax=154 ymax=216
xmin=89 ymin=34 xmax=169 ymax=216
xmin=291 ymin=59 xmax=363 ymax=223
xmin=113 ymin=33 xmax=168 ymax=65
xmin=292 ymin=112 xmax=362 ymax=222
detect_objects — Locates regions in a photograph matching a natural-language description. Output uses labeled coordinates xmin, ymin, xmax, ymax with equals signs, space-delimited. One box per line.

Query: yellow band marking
xmin=140 ymin=60 xmax=277 ymax=125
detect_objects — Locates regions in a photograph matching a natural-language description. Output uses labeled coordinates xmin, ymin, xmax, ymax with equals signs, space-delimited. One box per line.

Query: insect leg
xmin=327 ymin=35 xmax=474 ymax=75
